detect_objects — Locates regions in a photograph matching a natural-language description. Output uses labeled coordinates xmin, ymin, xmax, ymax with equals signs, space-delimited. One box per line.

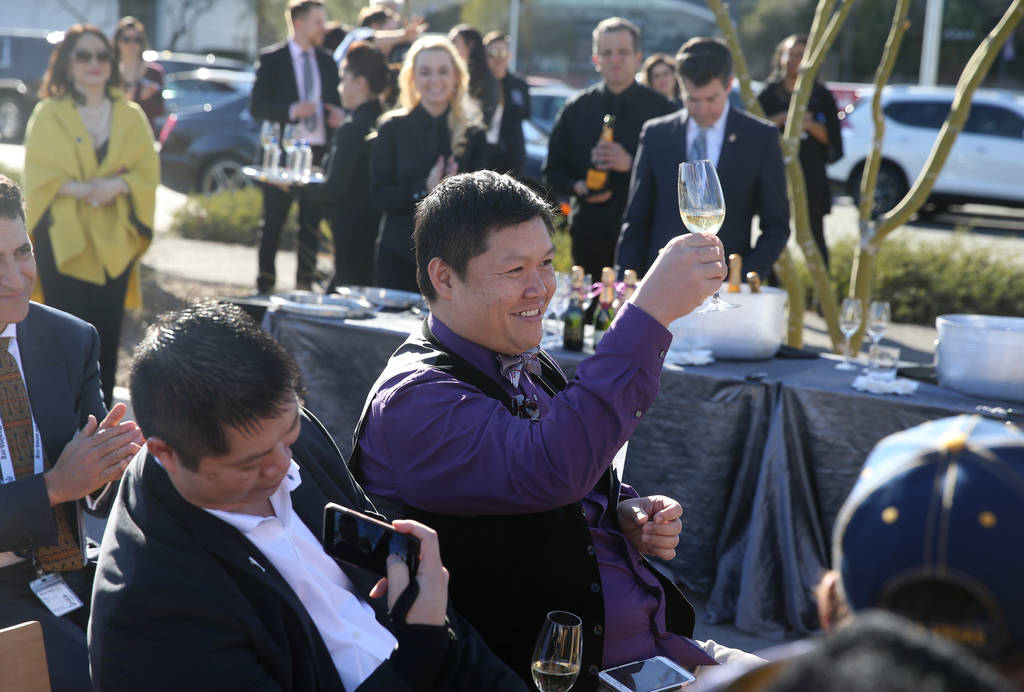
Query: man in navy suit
xmin=616 ymin=38 xmax=789 ymax=282
xmin=251 ymin=0 xmax=343 ymax=292
xmin=0 ymin=175 xmax=141 ymax=692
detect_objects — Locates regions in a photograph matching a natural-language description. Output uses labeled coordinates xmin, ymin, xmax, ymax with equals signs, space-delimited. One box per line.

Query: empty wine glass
xmin=678 ymin=160 xmax=737 ymax=313
xmin=866 ymin=301 xmax=891 ymax=369
xmin=259 ymin=120 xmax=280 ymax=171
xmin=531 ymin=611 xmax=581 ymax=692
xmin=281 ymin=123 xmax=298 ymax=178
xmin=836 ymin=297 xmax=863 ymax=371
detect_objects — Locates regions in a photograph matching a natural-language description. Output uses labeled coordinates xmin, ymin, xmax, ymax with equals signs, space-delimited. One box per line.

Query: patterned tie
xmin=302 ymin=51 xmax=316 ymax=131
xmin=497 ymin=349 xmax=543 ymax=389
xmin=0 ymin=338 xmax=83 ymax=572
xmin=690 ymin=127 xmax=708 ymax=162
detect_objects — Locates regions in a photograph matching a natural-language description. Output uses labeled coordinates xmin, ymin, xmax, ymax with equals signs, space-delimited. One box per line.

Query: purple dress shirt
xmin=358 ymin=303 xmax=707 ymax=667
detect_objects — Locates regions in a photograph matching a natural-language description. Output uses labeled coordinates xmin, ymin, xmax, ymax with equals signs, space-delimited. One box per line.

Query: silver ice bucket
xmin=936 ymin=314 xmax=1024 ymax=402
xmin=668 ymin=285 xmax=788 ymax=360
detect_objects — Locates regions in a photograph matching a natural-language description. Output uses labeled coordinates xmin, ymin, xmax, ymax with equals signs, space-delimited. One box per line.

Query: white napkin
xmin=669 ymin=348 xmax=715 ymax=366
xmin=852 ymin=375 xmax=919 ymax=395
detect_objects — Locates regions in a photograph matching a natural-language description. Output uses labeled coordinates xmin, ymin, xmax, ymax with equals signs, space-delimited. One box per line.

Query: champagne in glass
xmin=866 ymin=301 xmax=891 ymax=369
xmin=281 ymin=123 xmax=298 ymax=178
xmin=531 ymin=611 xmax=582 ymax=692
xmin=836 ymin=297 xmax=863 ymax=371
xmin=259 ymin=120 xmax=280 ymax=171
xmin=678 ymin=160 xmax=737 ymax=313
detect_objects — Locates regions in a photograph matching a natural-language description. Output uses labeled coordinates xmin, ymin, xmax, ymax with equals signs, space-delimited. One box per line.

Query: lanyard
xmin=0 ymin=406 xmax=44 ymax=484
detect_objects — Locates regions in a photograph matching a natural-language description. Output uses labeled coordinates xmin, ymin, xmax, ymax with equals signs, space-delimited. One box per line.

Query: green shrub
xmin=795 ymin=233 xmax=1024 ymax=324
xmin=170 ymin=188 xmax=299 ymax=249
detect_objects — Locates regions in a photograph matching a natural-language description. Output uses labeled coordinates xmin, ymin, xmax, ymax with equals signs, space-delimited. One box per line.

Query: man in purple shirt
xmin=352 ymin=171 xmax=754 ymax=690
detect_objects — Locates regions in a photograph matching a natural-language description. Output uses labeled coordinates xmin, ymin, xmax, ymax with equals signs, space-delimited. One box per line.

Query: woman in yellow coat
xmin=24 ymin=23 xmax=157 ymax=406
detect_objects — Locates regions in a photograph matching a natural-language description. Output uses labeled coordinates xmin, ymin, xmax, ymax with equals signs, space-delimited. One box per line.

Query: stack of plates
xmin=334 ymin=285 xmax=425 ymax=312
xmin=936 ymin=314 xmax=1024 ymax=402
xmin=268 ymin=291 xmax=374 ymax=319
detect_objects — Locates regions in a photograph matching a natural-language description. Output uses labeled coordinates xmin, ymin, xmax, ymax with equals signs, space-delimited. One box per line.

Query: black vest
xmin=350 ymin=320 xmax=695 ymax=691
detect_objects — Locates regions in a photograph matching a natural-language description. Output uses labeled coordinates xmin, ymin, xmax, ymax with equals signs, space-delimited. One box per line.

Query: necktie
xmin=497 ymin=349 xmax=543 ymax=389
xmin=690 ymin=127 xmax=708 ymax=162
xmin=0 ymin=338 xmax=82 ymax=572
xmin=302 ymin=51 xmax=316 ymax=131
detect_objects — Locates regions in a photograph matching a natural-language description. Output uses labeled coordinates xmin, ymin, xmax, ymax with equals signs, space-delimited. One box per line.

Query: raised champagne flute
xmin=678 ymin=160 xmax=738 ymax=312
xmin=836 ymin=297 xmax=863 ymax=370
xmin=531 ymin=611 xmax=582 ymax=692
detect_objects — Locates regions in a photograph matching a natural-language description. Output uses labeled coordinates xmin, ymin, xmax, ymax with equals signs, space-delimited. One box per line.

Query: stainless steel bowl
xmin=936 ymin=314 xmax=1024 ymax=402
xmin=669 ymin=285 xmax=788 ymax=360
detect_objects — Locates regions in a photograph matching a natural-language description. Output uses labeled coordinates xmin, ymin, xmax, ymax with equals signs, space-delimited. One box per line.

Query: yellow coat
xmin=23 ymin=93 xmax=158 ymax=309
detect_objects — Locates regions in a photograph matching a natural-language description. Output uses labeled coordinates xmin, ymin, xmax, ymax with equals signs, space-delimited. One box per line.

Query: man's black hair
xmin=0 ymin=175 xmax=25 ymax=223
xmin=413 ymin=171 xmax=554 ymax=301
xmin=129 ymin=301 xmax=303 ymax=471
xmin=676 ymin=37 xmax=733 ymax=87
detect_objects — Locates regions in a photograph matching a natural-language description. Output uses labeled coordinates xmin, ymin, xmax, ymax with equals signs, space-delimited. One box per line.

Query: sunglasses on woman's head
xmin=72 ymin=49 xmax=113 ymax=64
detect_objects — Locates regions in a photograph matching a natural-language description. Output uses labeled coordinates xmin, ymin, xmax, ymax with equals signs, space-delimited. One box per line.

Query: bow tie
xmin=497 ymin=349 xmax=542 ymax=388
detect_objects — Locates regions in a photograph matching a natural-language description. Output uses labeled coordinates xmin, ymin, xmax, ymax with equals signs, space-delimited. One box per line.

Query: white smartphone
xmin=598 ymin=656 xmax=696 ymax=692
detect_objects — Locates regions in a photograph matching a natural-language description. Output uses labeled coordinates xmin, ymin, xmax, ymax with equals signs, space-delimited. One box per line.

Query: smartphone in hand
xmin=598 ymin=656 xmax=696 ymax=692
xmin=321 ymin=503 xmax=420 ymax=577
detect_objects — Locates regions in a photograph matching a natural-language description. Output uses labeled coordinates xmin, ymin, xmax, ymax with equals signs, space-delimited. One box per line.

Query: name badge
xmin=29 ymin=573 xmax=84 ymax=617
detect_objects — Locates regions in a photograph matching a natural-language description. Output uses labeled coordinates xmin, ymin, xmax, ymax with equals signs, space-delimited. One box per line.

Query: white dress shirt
xmin=287 ymin=39 xmax=328 ymax=146
xmin=686 ymin=101 xmax=731 ymax=169
xmin=206 ymin=460 xmax=397 ymax=690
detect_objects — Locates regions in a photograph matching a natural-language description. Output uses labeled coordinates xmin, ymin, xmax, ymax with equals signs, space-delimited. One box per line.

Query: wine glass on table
xmin=836 ymin=297 xmax=863 ymax=371
xmin=866 ymin=300 xmax=891 ymax=370
xmin=259 ymin=120 xmax=280 ymax=173
xmin=281 ymin=123 xmax=298 ymax=179
xmin=678 ymin=160 xmax=737 ymax=313
xmin=531 ymin=611 xmax=582 ymax=692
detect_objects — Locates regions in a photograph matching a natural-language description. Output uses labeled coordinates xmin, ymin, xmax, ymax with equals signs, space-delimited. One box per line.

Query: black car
xmin=0 ymin=28 xmax=64 ymax=142
xmin=159 ymin=92 xmax=259 ymax=195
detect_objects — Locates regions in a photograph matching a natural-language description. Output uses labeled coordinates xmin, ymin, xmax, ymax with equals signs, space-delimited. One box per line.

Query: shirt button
xmin=580 ymin=506 xmax=587 ymax=517
xmin=590 ymin=582 xmax=601 ymax=593
xmin=658 ymin=349 xmax=666 ymax=359
xmin=593 ymin=624 xmax=604 ymax=636
xmin=588 ymin=665 xmax=599 ymax=675
xmin=635 ymin=409 xmax=643 ymax=418
xmin=586 ymin=545 xmax=596 ymax=556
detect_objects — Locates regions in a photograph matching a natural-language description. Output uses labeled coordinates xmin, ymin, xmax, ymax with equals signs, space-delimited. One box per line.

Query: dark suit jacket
xmin=0 ymin=302 xmax=107 ymax=557
xmin=616 ymin=107 xmax=790 ymax=280
xmin=250 ymin=41 xmax=341 ymax=132
xmin=89 ymin=410 xmax=525 ymax=692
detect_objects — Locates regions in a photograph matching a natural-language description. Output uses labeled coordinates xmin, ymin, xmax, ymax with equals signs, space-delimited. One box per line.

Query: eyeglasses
xmin=72 ymin=49 xmax=113 ymax=64
xmin=487 ymin=48 xmax=509 ymax=59
xmin=118 ymin=36 xmax=142 ymax=44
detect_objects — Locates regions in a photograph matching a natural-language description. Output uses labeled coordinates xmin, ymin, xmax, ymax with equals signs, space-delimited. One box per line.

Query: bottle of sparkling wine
xmin=746 ymin=271 xmax=761 ymax=293
xmin=562 ymin=266 xmax=585 ymax=351
xmin=615 ymin=269 xmax=637 ymax=311
xmin=592 ymin=266 xmax=616 ymax=348
xmin=727 ymin=253 xmax=742 ymax=293
xmin=584 ymin=114 xmax=616 ymax=192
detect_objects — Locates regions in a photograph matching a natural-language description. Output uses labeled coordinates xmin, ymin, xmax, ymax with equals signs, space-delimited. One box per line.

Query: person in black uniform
xmin=483 ymin=31 xmax=531 ymax=179
xmin=758 ymin=34 xmax=842 ymax=267
xmin=316 ymin=41 xmax=389 ymax=290
xmin=542 ymin=17 xmax=676 ymax=283
xmin=250 ymin=0 xmax=342 ymax=293
xmin=449 ymin=25 xmax=500 ymax=132
xmin=369 ymin=35 xmax=487 ymax=292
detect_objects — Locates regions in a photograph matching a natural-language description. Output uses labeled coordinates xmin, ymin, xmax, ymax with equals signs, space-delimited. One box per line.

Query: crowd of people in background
xmin=6 ymin=1 xmax=1023 ymax=692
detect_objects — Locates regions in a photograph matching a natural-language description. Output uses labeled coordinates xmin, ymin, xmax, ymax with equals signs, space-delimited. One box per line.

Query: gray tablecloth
xmin=263 ymin=307 xmax=1019 ymax=637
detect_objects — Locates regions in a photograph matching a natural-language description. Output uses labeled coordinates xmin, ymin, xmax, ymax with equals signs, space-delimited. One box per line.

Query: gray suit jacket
xmin=0 ymin=302 xmax=107 ymax=556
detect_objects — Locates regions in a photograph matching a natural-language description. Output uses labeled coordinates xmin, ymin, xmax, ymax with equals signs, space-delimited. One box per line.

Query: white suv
xmin=827 ymin=85 xmax=1024 ymax=214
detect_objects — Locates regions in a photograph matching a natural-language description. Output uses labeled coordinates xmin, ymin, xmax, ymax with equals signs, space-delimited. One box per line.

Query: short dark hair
xmin=129 ymin=302 xmax=303 ymax=471
xmin=0 ymin=176 xmax=25 ymax=223
xmin=39 ymin=24 xmax=122 ymax=104
xmin=288 ymin=0 xmax=325 ymax=23
xmin=676 ymin=37 xmax=733 ymax=87
xmin=342 ymin=41 xmax=391 ymax=94
xmin=323 ymin=21 xmax=349 ymax=53
xmin=413 ymin=171 xmax=554 ymax=302
xmin=592 ymin=17 xmax=640 ymax=55
xmin=358 ymin=6 xmax=398 ymax=28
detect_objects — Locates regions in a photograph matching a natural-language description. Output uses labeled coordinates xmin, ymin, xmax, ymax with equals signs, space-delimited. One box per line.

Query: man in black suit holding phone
xmin=251 ymin=0 xmax=343 ymax=293
xmin=616 ymin=37 xmax=790 ymax=282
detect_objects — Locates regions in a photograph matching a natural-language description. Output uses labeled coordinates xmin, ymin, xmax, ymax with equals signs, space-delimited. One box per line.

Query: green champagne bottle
xmin=562 ymin=265 xmax=585 ymax=351
xmin=592 ymin=266 xmax=616 ymax=348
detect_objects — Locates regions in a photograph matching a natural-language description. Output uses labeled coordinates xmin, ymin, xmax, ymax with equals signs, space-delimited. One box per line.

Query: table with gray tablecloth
xmin=263 ymin=307 xmax=1019 ymax=638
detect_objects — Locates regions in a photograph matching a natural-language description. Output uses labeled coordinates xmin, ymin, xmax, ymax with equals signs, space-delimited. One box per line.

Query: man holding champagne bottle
xmin=351 ymin=171 xmax=760 ymax=691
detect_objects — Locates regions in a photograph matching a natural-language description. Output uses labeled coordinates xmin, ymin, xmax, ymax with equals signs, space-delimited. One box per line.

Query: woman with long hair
xmin=640 ymin=53 xmax=682 ymax=108
xmin=369 ymin=35 xmax=486 ymax=291
xmin=318 ymin=41 xmax=391 ymax=290
xmin=112 ymin=16 xmax=164 ymax=135
xmin=758 ymin=34 xmax=842 ymax=266
xmin=23 ymin=24 xmax=158 ymax=405
xmin=448 ymin=24 xmax=500 ymax=127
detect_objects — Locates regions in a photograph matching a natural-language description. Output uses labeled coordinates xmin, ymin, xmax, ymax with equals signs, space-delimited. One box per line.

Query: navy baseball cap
xmin=833 ymin=414 xmax=1024 ymax=659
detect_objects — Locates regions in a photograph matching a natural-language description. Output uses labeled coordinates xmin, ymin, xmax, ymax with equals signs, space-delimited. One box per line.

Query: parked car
xmin=145 ymin=49 xmax=252 ymax=76
xmin=527 ymin=82 xmax=574 ymax=135
xmin=0 ymin=28 xmax=63 ymax=142
xmin=159 ymin=92 xmax=258 ymax=195
xmin=828 ymin=85 xmax=1024 ymax=214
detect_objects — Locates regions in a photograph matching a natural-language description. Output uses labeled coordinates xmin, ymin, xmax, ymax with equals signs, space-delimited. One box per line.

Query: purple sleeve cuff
xmin=596 ymin=303 xmax=672 ymax=376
